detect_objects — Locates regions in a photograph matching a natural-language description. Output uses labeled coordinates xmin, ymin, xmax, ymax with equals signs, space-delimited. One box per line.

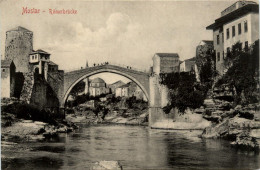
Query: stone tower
xmin=5 ymin=26 xmax=33 ymax=72
xmin=83 ymin=78 xmax=89 ymax=95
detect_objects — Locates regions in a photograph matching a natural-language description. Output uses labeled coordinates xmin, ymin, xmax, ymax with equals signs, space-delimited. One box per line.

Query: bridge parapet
xmin=64 ymin=63 xmax=148 ymax=74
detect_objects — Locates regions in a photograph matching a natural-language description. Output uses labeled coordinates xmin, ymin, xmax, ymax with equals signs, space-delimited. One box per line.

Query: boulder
xmin=201 ymin=117 xmax=260 ymax=139
xmin=91 ymin=161 xmax=123 ymax=170
xmin=231 ymin=132 xmax=259 ymax=150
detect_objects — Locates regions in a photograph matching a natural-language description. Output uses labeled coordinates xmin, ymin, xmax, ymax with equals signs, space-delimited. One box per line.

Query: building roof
xmin=30 ymin=49 xmax=50 ymax=55
xmin=1 ymin=60 xmax=13 ymax=68
xmin=7 ymin=26 xmax=32 ymax=32
xmin=111 ymin=80 xmax=124 ymax=85
xmin=155 ymin=53 xmax=179 ymax=58
xmin=118 ymin=83 xmax=131 ymax=88
xmin=48 ymin=61 xmax=58 ymax=66
xmin=200 ymin=40 xmax=213 ymax=45
xmin=207 ymin=3 xmax=259 ymax=30
xmin=185 ymin=57 xmax=196 ymax=62
xmin=91 ymin=78 xmax=106 ymax=84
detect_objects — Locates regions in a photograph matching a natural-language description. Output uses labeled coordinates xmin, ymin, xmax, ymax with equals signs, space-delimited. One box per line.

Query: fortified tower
xmin=5 ymin=26 xmax=33 ymax=72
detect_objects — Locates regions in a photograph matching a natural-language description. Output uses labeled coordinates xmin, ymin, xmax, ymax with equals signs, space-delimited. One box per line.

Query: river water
xmin=2 ymin=124 xmax=260 ymax=169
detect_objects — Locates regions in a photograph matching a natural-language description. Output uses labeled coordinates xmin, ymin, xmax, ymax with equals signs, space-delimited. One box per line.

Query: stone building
xmin=89 ymin=78 xmax=110 ymax=97
xmin=152 ymin=53 xmax=180 ymax=75
xmin=206 ymin=1 xmax=259 ymax=75
xmin=5 ymin=26 xmax=33 ymax=73
xmin=29 ymin=49 xmax=51 ymax=79
xmin=1 ymin=60 xmax=16 ymax=98
xmin=115 ymin=81 xmax=145 ymax=100
xmin=108 ymin=80 xmax=125 ymax=94
xmin=180 ymin=57 xmax=196 ymax=72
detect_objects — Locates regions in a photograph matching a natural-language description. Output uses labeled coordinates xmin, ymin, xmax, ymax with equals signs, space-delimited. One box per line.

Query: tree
xmin=216 ymin=40 xmax=259 ymax=105
xmin=160 ymin=72 xmax=206 ymax=113
xmin=70 ymin=80 xmax=86 ymax=99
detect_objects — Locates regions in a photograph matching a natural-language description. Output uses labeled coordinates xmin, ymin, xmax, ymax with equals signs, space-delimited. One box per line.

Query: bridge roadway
xmin=61 ymin=64 xmax=150 ymax=106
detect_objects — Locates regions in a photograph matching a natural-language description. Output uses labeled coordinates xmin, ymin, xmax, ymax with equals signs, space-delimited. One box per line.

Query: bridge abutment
xmin=149 ymin=75 xmax=175 ymax=126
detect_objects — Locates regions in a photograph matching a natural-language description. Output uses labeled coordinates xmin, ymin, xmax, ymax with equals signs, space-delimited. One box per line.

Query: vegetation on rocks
xmin=66 ymin=94 xmax=149 ymax=125
xmin=160 ymin=72 xmax=209 ymax=113
xmin=2 ymin=101 xmax=59 ymax=125
xmin=215 ymin=40 xmax=259 ymax=105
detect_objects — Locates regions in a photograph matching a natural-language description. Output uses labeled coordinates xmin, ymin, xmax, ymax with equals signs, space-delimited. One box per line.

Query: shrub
xmin=2 ymin=102 xmax=58 ymax=125
xmin=160 ymin=72 xmax=207 ymax=113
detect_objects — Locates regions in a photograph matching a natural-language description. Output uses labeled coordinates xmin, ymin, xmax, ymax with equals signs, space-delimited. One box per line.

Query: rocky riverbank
xmin=1 ymin=98 xmax=78 ymax=143
xmin=66 ymin=96 xmax=149 ymax=126
xmin=199 ymin=95 xmax=260 ymax=150
xmin=66 ymin=109 xmax=149 ymax=126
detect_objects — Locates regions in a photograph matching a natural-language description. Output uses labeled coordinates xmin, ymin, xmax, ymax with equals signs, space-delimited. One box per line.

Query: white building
xmin=206 ymin=1 xmax=259 ymax=75
xmin=89 ymin=78 xmax=110 ymax=97
xmin=180 ymin=57 xmax=196 ymax=72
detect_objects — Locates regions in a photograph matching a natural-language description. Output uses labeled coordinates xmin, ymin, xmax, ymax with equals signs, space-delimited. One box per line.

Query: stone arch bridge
xmin=59 ymin=64 xmax=150 ymax=107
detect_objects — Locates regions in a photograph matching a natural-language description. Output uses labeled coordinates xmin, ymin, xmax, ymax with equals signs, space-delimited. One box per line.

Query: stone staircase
xmin=20 ymin=72 xmax=35 ymax=103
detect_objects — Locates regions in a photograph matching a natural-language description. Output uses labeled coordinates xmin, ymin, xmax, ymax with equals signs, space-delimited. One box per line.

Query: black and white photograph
xmin=0 ymin=0 xmax=259 ymax=169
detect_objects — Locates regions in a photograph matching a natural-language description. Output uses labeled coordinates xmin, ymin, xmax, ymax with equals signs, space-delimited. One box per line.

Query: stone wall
xmin=30 ymin=75 xmax=59 ymax=110
xmin=20 ymin=72 xmax=34 ymax=103
xmin=47 ymin=71 xmax=64 ymax=107
xmin=149 ymin=74 xmax=173 ymax=126
xmin=19 ymin=72 xmax=60 ymax=110
xmin=5 ymin=30 xmax=33 ymax=73
xmin=1 ymin=67 xmax=11 ymax=98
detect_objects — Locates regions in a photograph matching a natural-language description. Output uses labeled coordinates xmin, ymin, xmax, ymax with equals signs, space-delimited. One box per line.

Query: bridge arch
xmin=62 ymin=68 xmax=150 ymax=107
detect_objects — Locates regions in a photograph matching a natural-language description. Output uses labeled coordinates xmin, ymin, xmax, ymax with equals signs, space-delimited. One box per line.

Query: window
xmin=232 ymin=26 xmax=235 ymax=37
xmin=227 ymin=47 xmax=230 ymax=53
xmin=223 ymin=51 xmax=224 ymax=59
xmin=217 ymin=35 xmax=220 ymax=45
xmin=245 ymin=41 xmax=248 ymax=50
xmin=226 ymin=28 xmax=230 ymax=39
xmin=222 ymin=33 xmax=224 ymax=43
xmin=32 ymin=55 xmax=34 ymax=60
xmin=2 ymin=69 xmax=5 ymax=72
xmin=217 ymin=52 xmax=220 ymax=61
xmin=238 ymin=23 xmax=241 ymax=35
xmin=244 ymin=20 xmax=248 ymax=32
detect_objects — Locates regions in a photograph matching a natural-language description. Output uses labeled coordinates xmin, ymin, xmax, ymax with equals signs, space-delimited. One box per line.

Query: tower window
xmin=245 ymin=41 xmax=248 ymax=50
xmin=232 ymin=26 xmax=235 ymax=37
xmin=238 ymin=23 xmax=241 ymax=35
xmin=244 ymin=20 xmax=248 ymax=32
xmin=222 ymin=33 xmax=224 ymax=43
xmin=217 ymin=52 xmax=220 ymax=61
xmin=226 ymin=28 xmax=230 ymax=39
xmin=217 ymin=35 xmax=220 ymax=45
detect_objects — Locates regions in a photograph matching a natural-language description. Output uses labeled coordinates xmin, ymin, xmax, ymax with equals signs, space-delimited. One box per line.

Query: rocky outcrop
xmin=91 ymin=161 xmax=123 ymax=170
xmin=201 ymin=116 xmax=260 ymax=150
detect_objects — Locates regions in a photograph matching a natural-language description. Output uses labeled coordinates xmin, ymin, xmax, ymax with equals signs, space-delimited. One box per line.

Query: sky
xmin=0 ymin=0 xmax=240 ymax=72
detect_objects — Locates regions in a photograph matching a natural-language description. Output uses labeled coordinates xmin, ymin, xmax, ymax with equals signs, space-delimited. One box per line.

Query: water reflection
xmin=2 ymin=125 xmax=260 ymax=169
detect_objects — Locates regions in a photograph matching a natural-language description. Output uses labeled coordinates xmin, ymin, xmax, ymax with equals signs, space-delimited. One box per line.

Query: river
xmin=2 ymin=124 xmax=260 ymax=169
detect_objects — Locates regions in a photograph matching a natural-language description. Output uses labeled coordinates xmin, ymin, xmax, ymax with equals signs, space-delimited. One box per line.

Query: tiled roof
xmin=185 ymin=57 xmax=196 ymax=62
xmin=48 ymin=61 xmax=58 ymax=66
xmin=207 ymin=4 xmax=258 ymax=30
xmin=7 ymin=26 xmax=32 ymax=32
xmin=202 ymin=40 xmax=213 ymax=45
xmin=30 ymin=49 xmax=50 ymax=55
xmin=155 ymin=53 xmax=179 ymax=58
